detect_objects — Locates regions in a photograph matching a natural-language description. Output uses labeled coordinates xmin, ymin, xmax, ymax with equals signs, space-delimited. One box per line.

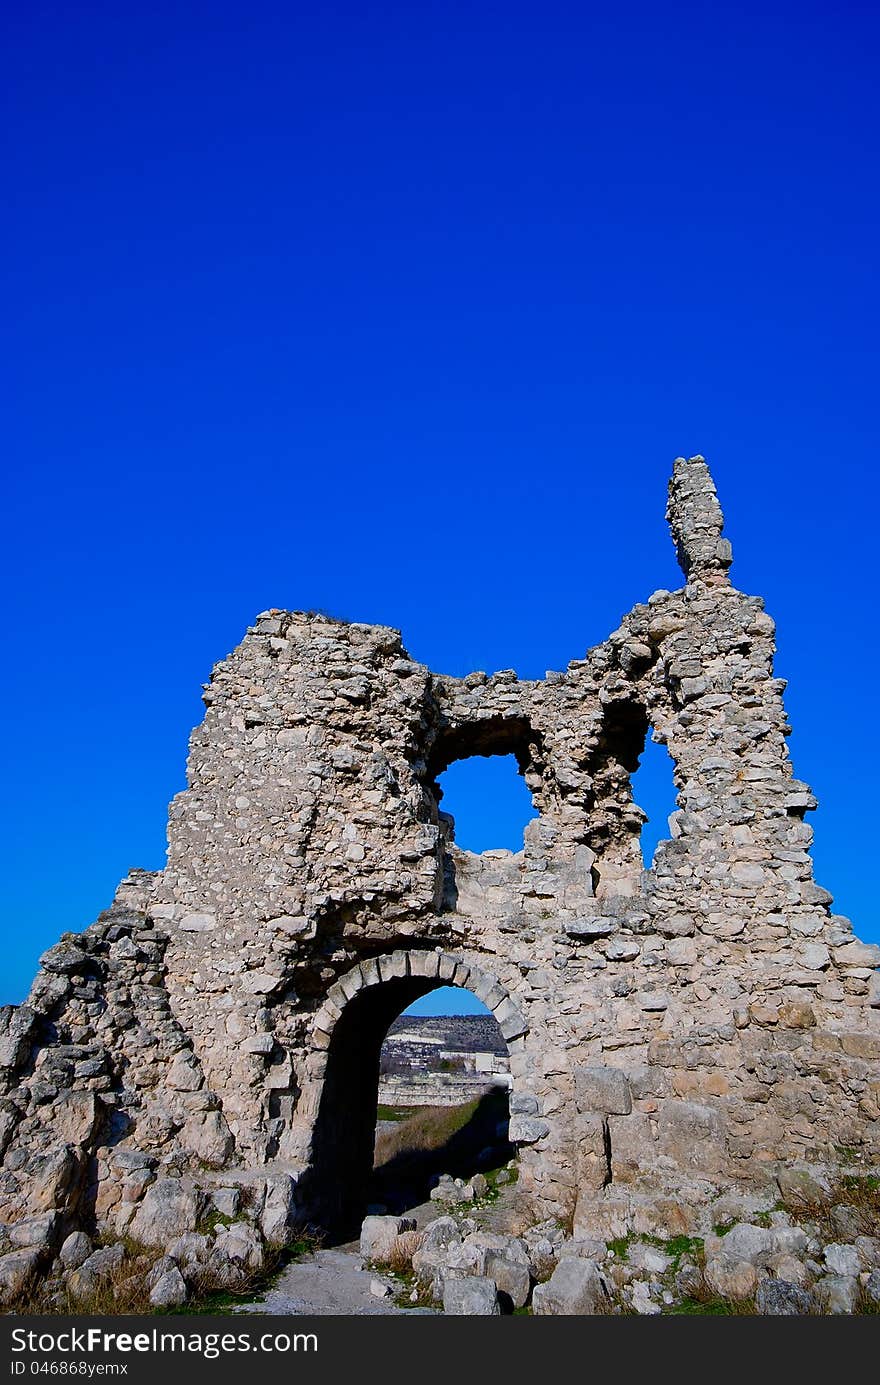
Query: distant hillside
xmin=378 ymin=1013 xmax=511 ymax=1106
xmin=384 ymin=1013 xmax=507 ymax=1057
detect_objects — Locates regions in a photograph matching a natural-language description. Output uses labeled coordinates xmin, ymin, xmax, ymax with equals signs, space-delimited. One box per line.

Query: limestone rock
xmin=574 ymin=1065 xmax=632 ymax=1115
xmin=8 ymin=1212 xmax=58 ymax=1250
xmin=776 ymin=1167 xmax=829 ymax=1209
xmin=420 ymin=1216 xmax=460 ymax=1252
xmin=823 ymin=1243 xmax=860 ymax=1278
xmin=67 ymin=1244 xmax=125 ymax=1300
xmin=59 ymin=1231 xmax=92 ymax=1270
xmin=180 ymin=1112 xmax=233 ymax=1167
xmin=703 ymin=1253 xmax=759 ymax=1301
xmin=531 ymin=1258 xmax=607 ymax=1315
xmin=150 ymin=1266 xmax=188 ymax=1307
xmin=755 ymin=1279 xmax=813 ymax=1315
xmin=485 ymin=1251 xmax=531 ymax=1308
xmin=429 ymin=1175 xmax=475 ymax=1203
xmin=815 ymin=1274 xmax=859 ymax=1315
xmin=360 ymin=1215 xmax=416 ymax=1264
xmin=206 ymin=1224 xmax=265 ymax=1282
xmin=442 ymin=1275 xmax=501 ymax=1315
xmin=260 ymin=1174 xmax=298 ymax=1247
xmin=0 ymin=1248 xmax=41 ymax=1306
xmin=129 ymin=1180 xmax=204 ymax=1249
xmin=508 ymin=1115 xmax=550 ymax=1144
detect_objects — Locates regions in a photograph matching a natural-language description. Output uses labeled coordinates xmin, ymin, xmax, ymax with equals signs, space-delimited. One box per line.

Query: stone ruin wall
xmin=2 ymin=455 xmax=879 ymax=1263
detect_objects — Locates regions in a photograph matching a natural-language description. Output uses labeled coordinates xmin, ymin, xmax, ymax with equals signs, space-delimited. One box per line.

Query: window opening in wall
xmin=436 ymin=753 xmax=538 ymax=853
xmin=631 ymin=733 xmax=679 ymax=868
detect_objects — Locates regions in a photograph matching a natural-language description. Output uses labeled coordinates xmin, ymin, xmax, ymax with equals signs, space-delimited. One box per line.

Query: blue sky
xmin=3 ymin=1 xmax=879 ymax=1009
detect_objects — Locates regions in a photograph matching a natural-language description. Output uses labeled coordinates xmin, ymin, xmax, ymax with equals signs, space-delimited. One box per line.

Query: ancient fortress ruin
xmin=2 ymin=455 xmax=879 ymax=1285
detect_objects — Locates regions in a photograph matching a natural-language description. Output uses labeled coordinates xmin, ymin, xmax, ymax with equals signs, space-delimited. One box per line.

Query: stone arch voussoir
xmin=310 ymin=948 xmax=528 ymax=1050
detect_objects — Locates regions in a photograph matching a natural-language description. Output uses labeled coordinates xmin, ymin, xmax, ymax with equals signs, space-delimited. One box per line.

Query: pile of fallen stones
xmin=358 ymin=1165 xmax=880 ymax=1315
xmin=0 ymin=1174 xmax=295 ymax=1311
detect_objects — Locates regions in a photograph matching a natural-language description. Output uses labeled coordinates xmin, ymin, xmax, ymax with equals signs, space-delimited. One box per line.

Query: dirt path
xmin=241 ymin=1246 xmax=427 ymax=1315
xmin=237 ymin=1179 xmax=523 ymax=1316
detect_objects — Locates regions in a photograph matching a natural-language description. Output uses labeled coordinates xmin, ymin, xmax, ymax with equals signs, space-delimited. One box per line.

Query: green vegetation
xmin=477 ymin=1163 xmax=517 ymax=1205
xmin=374 ymin=1097 xmax=484 ymax=1165
xmin=606 ymin=1231 xmax=703 ymax=1274
xmin=663 ymin=1235 xmax=703 ymax=1266
xmin=671 ymin=1296 xmax=747 ymax=1316
xmin=376 ymin=1104 xmax=414 ymax=1122
xmin=834 ymin=1145 xmax=859 ymax=1163
xmin=370 ymin=1089 xmax=513 ymax=1215
xmin=606 ymin=1236 xmax=630 ymax=1262
xmin=197 ymin=1209 xmax=239 ymax=1235
xmin=172 ymin=1230 xmax=320 ymax=1316
xmin=385 ymin=1264 xmax=434 ymax=1309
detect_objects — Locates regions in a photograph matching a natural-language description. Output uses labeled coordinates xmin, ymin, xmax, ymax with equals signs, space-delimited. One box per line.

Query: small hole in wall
xmin=436 ymin=753 xmax=539 ymax=853
xmin=631 ymin=734 xmax=679 ymax=868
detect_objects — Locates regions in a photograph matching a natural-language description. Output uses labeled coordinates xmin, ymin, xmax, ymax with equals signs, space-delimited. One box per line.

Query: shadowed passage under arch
xmin=303 ymin=954 xmax=525 ymax=1238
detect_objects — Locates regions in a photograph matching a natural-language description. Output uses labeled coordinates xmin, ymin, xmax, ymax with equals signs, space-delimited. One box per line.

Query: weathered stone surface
xmin=429 ymin=1175 xmax=474 ymax=1204
xmin=260 ymin=1174 xmax=297 ymax=1247
xmin=574 ymin=1066 xmax=632 ymax=1116
xmin=832 ymin=942 xmax=880 ymax=968
xmin=359 ymin=1215 xmax=416 ymax=1264
xmin=705 ymin=1224 xmax=772 ymax=1266
xmin=59 ymin=1231 xmax=92 ymax=1270
xmin=703 ymin=1253 xmax=759 ymax=1301
xmin=823 ymin=1243 xmax=860 ymax=1278
xmin=0 ymin=1248 xmax=41 ymax=1305
xmin=508 ymin=1115 xmax=550 ymax=1144
xmin=815 ymin=1274 xmax=859 ymax=1315
xmin=53 ymin=1093 xmax=101 ymax=1145
xmin=565 ymin=919 xmax=616 ymax=939
xmin=21 ymin=1147 xmax=80 ymax=1215
xmin=657 ymin=1101 xmax=727 ymax=1174
xmin=67 ymin=1245 xmax=125 ymax=1300
xmin=8 ymin=1212 xmax=57 ymax=1250
xmin=420 ymin=1217 xmax=460 ymax=1252
xmin=168 ymin=1232 xmax=210 ymax=1269
xmin=211 ymin=1187 xmax=241 ymax=1219
xmin=629 ymin=1280 xmax=662 ymax=1314
xmin=755 ymin=1279 xmax=813 ymax=1315
xmin=485 ymin=1251 xmax=531 ymax=1308
xmin=442 ymin=1275 xmax=501 ymax=1315
xmin=209 ymin=1223 xmax=264 ymax=1275
xmin=777 ymin=1167 xmax=829 ymax=1209
xmin=180 ymin=1112 xmax=234 ymax=1167
xmin=149 ymin=1265 xmax=188 ymax=1307
xmin=129 ymin=1181 xmax=204 ymax=1249
xmin=531 ymin=1258 xmax=607 ymax=1315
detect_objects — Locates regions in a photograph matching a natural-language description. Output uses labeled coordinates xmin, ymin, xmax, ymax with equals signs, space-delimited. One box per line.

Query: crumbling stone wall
xmin=2 ymin=456 xmax=878 ymax=1268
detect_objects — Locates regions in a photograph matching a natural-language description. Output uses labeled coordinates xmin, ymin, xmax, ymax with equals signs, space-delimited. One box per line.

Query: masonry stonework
xmin=2 ymin=456 xmax=878 ymax=1280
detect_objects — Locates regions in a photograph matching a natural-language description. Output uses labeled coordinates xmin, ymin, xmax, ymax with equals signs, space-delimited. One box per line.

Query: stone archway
xmin=285 ymin=949 xmax=528 ymax=1237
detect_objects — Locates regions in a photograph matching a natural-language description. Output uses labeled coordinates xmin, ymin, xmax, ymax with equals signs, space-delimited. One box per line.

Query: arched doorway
xmin=298 ymin=950 xmax=527 ymax=1238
